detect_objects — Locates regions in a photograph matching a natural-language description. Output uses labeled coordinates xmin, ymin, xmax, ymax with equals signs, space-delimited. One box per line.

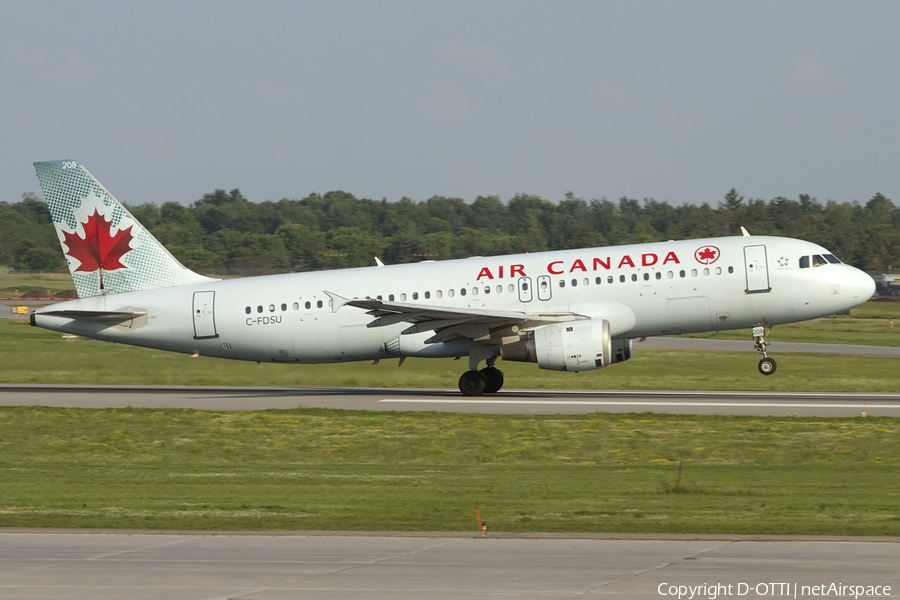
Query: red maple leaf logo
xmin=694 ymin=246 xmax=719 ymax=264
xmin=62 ymin=209 xmax=134 ymax=289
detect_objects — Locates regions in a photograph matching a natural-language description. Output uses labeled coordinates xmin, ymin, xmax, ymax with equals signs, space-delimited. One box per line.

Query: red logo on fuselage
xmin=694 ymin=246 xmax=719 ymax=265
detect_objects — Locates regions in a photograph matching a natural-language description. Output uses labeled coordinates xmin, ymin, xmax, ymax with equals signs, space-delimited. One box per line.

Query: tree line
xmin=2 ymin=188 xmax=899 ymax=275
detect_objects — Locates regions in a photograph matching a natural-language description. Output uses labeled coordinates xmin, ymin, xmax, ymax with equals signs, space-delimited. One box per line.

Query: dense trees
xmin=2 ymin=187 xmax=899 ymax=275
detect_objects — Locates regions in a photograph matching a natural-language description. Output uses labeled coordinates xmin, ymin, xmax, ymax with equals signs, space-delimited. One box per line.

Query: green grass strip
xmin=0 ymin=406 xmax=898 ymax=535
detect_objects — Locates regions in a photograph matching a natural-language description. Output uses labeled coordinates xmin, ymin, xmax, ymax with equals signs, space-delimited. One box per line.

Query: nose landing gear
xmin=753 ymin=326 xmax=777 ymax=375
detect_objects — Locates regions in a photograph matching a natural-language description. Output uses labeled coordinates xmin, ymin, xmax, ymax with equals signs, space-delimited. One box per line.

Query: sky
xmin=2 ymin=1 xmax=899 ymax=208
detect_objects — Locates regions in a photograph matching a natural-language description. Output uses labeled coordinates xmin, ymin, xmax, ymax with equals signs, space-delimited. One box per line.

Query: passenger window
xmin=728 ymin=266 xmax=734 ymax=274
xmin=715 ymin=267 xmax=721 ymax=275
xmin=472 ymin=288 xmax=478 ymax=296
xmin=667 ymin=271 xmax=673 ymax=279
xmin=631 ymin=274 xmax=637 ymax=282
xmin=461 ymin=288 xmax=467 ymax=296
xmin=655 ymin=272 xmax=662 ymax=280
xmin=425 ymin=291 xmax=431 ymax=299
xmin=376 ymin=295 xmax=382 ymax=301
xmin=412 ymin=292 xmax=419 ymax=300
xmin=281 ymin=303 xmax=287 ymax=311
xmin=389 ymin=294 xmax=395 ymax=302
xmin=245 ymin=306 xmax=251 ymax=314
xmin=559 ymin=280 xmax=566 ymax=288
xmin=304 ymin=301 xmax=311 ymax=309
xmin=257 ymin=305 xmax=263 ymax=313
xmin=619 ymin=275 xmax=625 ymax=283
xmin=813 ymin=255 xmax=828 ymax=267
xmin=799 ymin=256 xmax=810 ymax=269
xmin=703 ymin=268 xmax=709 ymax=276
xmin=643 ymin=273 xmax=649 ymax=281
xmin=448 ymin=289 xmax=454 ymax=297
xmin=316 ymin=300 xmax=323 ymax=308
xmin=583 ymin=278 xmax=589 ymax=286
xmin=400 ymin=293 xmax=407 ymax=301
xmin=484 ymin=287 xmax=490 ymax=294
xmin=691 ymin=269 xmax=698 ymax=277
xmin=679 ymin=270 xmax=686 ymax=278
xmin=497 ymin=285 xmax=503 ymax=293
xmin=507 ymin=284 xmax=514 ymax=292
xmin=293 ymin=302 xmax=299 ymax=310
xmin=595 ymin=277 xmax=602 ymax=285
xmin=571 ymin=279 xmax=578 ymax=287
xmin=268 ymin=304 xmax=275 ymax=312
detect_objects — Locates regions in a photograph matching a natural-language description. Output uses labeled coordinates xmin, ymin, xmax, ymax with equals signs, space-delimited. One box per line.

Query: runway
xmin=1 ymin=384 xmax=899 ymax=416
xmin=0 ymin=532 xmax=897 ymax=600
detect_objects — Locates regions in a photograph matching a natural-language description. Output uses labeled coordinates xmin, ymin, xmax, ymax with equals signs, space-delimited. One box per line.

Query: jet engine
xmin=501 ymin=319 xmax=633 ymax=372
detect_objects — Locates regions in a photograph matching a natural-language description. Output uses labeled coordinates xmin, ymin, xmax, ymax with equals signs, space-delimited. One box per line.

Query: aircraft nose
xmin=848 ymin=267 xmax=876 ymax=302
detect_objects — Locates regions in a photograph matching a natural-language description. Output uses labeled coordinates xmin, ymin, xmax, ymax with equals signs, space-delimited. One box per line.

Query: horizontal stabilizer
xmin=34 ymin=308 xmax=147 ymax=323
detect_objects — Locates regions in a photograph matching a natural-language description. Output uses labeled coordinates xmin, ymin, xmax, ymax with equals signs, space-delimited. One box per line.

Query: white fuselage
xmin=33 ymin=235 xmax=875 ymax=364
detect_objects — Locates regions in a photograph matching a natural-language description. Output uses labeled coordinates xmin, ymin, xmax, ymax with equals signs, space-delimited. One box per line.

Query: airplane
xmin=29 ymin=160 xmax=876 ymax=395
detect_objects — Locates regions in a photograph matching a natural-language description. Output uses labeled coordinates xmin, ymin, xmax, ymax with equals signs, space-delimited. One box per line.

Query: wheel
xmin=758 ymin=357 xmax=777 ymax=375
xmin=459 ymin=370 xmax=486 ymax=396
xmin=480 ymin=366 xmax=504 ymax=393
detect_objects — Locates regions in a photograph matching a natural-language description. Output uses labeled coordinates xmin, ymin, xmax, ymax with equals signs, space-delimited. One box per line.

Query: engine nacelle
xmin=501 ymin=319 xmax=612 ymax=372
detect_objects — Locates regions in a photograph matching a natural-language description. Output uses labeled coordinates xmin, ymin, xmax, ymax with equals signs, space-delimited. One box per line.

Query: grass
xmin=0 ymin=269 xmax=73 ymax=298
xmin=3 ymin=318 xmax=900 ymax=391
xmin=0 ymin=407 xmax=897 ymax=535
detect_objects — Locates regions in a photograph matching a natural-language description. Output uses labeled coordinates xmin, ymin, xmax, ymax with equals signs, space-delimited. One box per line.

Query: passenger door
xmin=192 ymin=291 xmax=218 ymax=339
xmin=743 ymin=245 xmax=771 ymax=293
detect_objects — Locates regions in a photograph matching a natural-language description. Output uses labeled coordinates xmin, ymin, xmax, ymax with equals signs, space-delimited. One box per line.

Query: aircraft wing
xmin=331 ymin=294 xmax=587 ymax=344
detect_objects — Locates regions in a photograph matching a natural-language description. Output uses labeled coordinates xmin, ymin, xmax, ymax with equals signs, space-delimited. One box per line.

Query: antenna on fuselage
xmin=740 ymin=226 xmax=750 ymax=237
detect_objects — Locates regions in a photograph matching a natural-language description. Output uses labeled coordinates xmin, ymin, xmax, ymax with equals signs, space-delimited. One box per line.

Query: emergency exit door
xmin=192 ymin=291 xmax=219 ymax=339
xmin=518 ymin=277 xmax=533 ymax=302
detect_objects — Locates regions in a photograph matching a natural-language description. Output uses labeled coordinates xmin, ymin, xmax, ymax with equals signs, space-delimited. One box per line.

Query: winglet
xmin=324 ymin=291 xmax=351 ymax=313
xmin=740 ymin=226 xmax=750 ymax=237
xmin=375 ymin=257 xmax=385 ymax=267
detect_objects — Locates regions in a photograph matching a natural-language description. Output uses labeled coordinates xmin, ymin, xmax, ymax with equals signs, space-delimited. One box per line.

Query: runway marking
xmin=379 ymin=399 xmax=900 ymax=409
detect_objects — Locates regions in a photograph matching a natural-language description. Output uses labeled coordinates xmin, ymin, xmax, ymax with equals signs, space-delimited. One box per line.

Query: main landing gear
xmin=458 ymin=356 xmax=504 ymax=396
xmin=753 ymin=326 xmax=777 ymax=376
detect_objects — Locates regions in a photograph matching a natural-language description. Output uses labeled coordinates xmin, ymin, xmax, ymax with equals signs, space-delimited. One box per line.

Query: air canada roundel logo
xmin=694 ymin=245 xmax=720 ymax=265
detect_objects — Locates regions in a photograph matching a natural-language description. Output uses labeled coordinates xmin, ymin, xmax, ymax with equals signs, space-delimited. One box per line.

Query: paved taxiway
xmin=2 ymin=384 xmax=899 ymax=416
xmin=0 ymin=532 xmax=897 ymax=599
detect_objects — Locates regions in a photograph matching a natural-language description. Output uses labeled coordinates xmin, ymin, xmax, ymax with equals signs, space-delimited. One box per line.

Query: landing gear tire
xmin=758 ymin=357 xmax=777 ymax=376
xmin=459 ymin=370 xmax=487 ymax=396
xmin=480 ymin=367 xmax=504 ymax=393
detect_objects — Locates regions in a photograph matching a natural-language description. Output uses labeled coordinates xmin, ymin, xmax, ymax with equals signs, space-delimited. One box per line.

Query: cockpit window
xmin=823 ymin=254 xmax=841 ymax=264
xmin=813 ymin=254 xmax=828 ymax=267
xmin=799 ymin=256 xmax=810 ymax=269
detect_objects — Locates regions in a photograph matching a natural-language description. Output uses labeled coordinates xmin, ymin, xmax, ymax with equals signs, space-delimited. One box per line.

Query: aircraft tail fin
xmin=33 ymin=160 xmax=214 ymax=298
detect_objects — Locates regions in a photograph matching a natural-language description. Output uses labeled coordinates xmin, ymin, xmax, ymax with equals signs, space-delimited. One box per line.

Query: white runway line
xmin=379 ymin=399 xmax=900 ymax=408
